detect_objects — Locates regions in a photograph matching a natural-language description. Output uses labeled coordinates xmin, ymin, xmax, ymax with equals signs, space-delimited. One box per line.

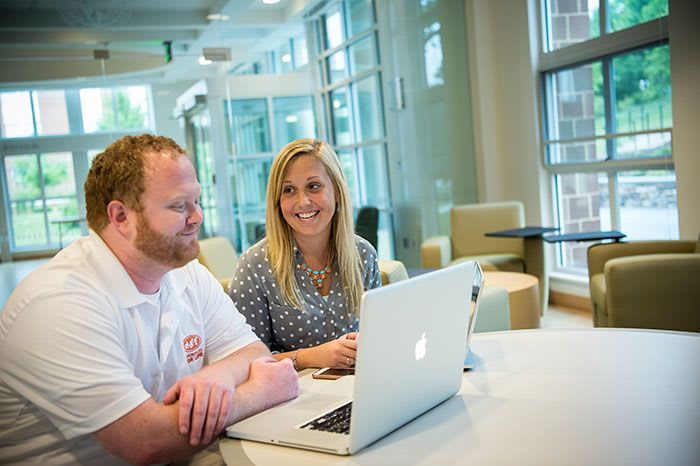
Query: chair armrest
xmin=219 ymin=277 xmax=232 ymax=294
xmin=421 ymin=236 xmax=451 ymax=269
xmin=587 ymin=240 xmax=696 ymax=279
xmin=605 ymin=254 xmax=700 ymax=331
xmin=378 ymin=259 xmax=409 ymax=285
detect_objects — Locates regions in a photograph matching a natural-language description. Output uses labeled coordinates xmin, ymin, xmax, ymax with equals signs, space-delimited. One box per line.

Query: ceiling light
xmin=332 ymin=100 xmax=341 ymax=109
xmin=281 ymin=53 xmax=291 ymax=63
xmin=262 ymin=0 xmax=281 ymax=4
xmin=285 ymin=115 xmax=298 ymax=123
xmin=199 ymin=56 xmax=212 ymax=65
xmin=206 ymin=13 xmax=230 ymax=21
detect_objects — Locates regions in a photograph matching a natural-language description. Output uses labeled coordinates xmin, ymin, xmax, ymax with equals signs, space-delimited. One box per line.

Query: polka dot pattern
xmin=229 ymin=236 xmax=381 ymax=352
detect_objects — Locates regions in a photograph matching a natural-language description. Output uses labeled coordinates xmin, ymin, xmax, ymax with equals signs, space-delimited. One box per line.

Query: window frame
xmin=538 ymin=1 xmax=674 ymax=274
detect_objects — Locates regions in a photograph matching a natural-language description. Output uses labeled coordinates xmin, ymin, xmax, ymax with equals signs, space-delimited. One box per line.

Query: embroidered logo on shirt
xmin=184 ymin=334 xmax=204 ymax=364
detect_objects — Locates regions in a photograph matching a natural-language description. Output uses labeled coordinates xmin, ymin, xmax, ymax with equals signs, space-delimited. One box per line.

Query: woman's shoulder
xmin=353 ymin=234 xmax=377 ymax=259
xmin=239 ymin=238 xmax=269 ymax=263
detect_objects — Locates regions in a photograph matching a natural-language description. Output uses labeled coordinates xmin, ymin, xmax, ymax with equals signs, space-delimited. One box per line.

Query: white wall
xmin=669 ymin=0 xmax=700 ymax=240
xmin=151 ymin=81 xmax=194 ymax=147
xmin=464 ymin=0 xmax=547 ymax=226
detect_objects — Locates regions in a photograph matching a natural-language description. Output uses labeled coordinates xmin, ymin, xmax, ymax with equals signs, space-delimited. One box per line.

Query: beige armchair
xmin=378 ymin=259 xmax=409 ymax=285
xmin=197 ymin=236 xmax=238 ymax=293
xmin=587 ymin=238 xmax=700 ymax=331
xmin=421 ymin=202 xmax=525 ymax=272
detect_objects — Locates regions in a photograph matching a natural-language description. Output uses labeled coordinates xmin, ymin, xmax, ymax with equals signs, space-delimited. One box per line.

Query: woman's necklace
xmin=298 ymin=260 xmax=332 ymax=289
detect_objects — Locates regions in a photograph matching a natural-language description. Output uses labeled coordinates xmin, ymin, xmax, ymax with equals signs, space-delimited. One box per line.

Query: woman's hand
xmin=299 ymin=332 xmax=358 ymax=369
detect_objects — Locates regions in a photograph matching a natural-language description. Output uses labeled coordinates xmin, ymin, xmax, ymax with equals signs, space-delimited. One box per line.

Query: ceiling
xmin=0 ymin=0 xmax=313 ymax=87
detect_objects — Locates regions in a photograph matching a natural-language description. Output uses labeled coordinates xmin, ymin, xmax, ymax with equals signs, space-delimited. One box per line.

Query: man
xmin=0 ymin=134 xmax=299 ymax=465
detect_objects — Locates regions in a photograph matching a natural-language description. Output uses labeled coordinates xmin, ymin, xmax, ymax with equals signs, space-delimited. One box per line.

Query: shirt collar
xmin=87 ymin=230 xmax=190 ymax=309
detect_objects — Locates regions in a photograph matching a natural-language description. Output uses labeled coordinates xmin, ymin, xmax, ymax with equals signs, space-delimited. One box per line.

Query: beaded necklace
xmin=298 ymin=260 xmax=332 ymax=289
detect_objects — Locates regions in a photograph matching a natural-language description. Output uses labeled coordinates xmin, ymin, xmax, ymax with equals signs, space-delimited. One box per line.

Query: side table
xmin=483 ymin=271 xmax=540 ymax=330
xmin=485 ymin=226 xmax=558 ymax=315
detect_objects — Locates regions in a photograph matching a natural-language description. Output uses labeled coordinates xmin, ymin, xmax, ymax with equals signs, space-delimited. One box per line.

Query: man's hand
xmin=242 ymin=357 xmax=299 ymax=411
xmin=163 ymin=364 xmax=237 ymax=446
xmin=300 ymin=332 xmax=358 ymax=369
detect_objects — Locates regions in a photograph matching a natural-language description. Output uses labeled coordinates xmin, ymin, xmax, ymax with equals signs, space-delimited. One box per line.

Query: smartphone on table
xmin=311 ymin=367 xmax=355 ymax=380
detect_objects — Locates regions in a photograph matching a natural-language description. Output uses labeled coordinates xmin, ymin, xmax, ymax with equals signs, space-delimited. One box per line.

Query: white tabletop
xmin=220 ymin=329 xmax=700 ymax=465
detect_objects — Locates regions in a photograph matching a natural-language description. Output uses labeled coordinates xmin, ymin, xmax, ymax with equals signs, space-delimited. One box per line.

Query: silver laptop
xmin=226 ymin=260 xmax=477 ymax=455
xmin=464 ymin=261 xmax=484 ymax=370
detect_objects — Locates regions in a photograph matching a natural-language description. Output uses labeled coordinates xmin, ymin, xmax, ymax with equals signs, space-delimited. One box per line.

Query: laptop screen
xmin=466 ymin=261 xmax=484 ymax=348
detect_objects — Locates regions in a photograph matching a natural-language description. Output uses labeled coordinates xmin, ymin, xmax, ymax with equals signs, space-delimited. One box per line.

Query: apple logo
xmin=414 ymin=332 xmax=427 ymax=361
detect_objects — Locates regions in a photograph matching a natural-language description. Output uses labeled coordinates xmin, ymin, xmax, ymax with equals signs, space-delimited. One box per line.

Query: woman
xmin=229 ymin=138 xmax=381 ymax=370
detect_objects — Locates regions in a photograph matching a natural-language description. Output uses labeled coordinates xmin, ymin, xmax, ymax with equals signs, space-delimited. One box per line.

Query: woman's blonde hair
xmin=266 ymin=138 xmax=363 ymax=315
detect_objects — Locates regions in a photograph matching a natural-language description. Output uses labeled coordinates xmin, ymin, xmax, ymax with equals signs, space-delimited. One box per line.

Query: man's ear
xmin=106 ymin=200 xmax=133 ymax=235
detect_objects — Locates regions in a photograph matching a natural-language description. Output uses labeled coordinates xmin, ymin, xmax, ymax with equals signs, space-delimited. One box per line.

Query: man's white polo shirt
xmin=0 ymin=231 xmax=258 ymax=465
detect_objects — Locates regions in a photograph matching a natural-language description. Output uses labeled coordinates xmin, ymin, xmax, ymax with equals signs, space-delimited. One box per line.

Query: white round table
xmin=220 ymin=329 xmax=700 ymax=465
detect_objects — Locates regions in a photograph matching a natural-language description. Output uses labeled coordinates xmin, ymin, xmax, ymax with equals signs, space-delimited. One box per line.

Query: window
xmin=4 ymin=152 xmax=80 ymax=250
xmin=541 ymin=0 xmax=673 ymax=271
xmin=225 ymin=96 xmax=318 ymax=251
xmin=80 ymin=86 xmax=150 ymax=133
xmin=1 ymin=84 xmax=153 ymax=255
xmin=0 ymin=90 xmax=70 ymax=138
xmin=313 ymin=0 xmax=394 ymax=257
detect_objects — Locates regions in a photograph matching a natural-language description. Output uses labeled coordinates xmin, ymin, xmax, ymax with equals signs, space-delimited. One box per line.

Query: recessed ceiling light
xmin=206 ymin=13 xmax=230 ymax=21
xmin=199 ymin=56 xmax=212 ymax=65
xmin=262 ymin=0 xmax=280 ymax=4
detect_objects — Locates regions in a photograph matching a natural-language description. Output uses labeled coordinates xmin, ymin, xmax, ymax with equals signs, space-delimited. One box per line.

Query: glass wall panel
xmin=41 ymin=152 xmax=75 ymax=198
xmin=617 ymin=169 xmax=678 ymax=240
xmin=547 ymin=62 xmax=605 ymax=143
xmin=423 ymin=22 xmax=445 ymax=87
xmin=80 ymin=88 xmax=112 ymax=133
xmin=5 ymin=155 xmax=40 ymax=200
xmin=115 ymin=86 xmax=148 ymax=130
xmin=336 ymin=149 xmax=359 ymax=205
xmin=293 ymin=34 xmax=309 ymax=68
xmin=330 ymin=88 xmax=353 ymax=145
xmin=10 ymin=200 xmax=47 ymax=247
xmin=353 ymin=76 xmax=382 ymax=142
xmin=228 ymin=99 xmax=271 ymax=154
xmin=608 ymin=0 xmax=668 ymax=33
xmin=327 ymin=50 xmax=348 ymax=84
xmin=32 ymin=90 xmax=69 ymax=136
xmin=272 ymin=96 xmax=317 ymax=149
xmin=555 ymin=172 xmax=610 ymax=269
xmin=544 ymin=0 xmax=600 ymax=51
xmin=0 ymin=91 xmax=34 ymax=138
xmin=357 ymin=145 xmax=390 ymax=207
xmin=81 ymin=86 xmax=149 ymax=133
xmin=612 ymin=44 xmax=671 ymax=134
xmin=347 ymin=0 xmax=373 ymax=37
xmin=276 ymin=41 xmax=294 ymax=74
xmin=325 ymin=6 xmax=344 ymax=49
xmin=349 ymin=35 xmax=376 ymax=76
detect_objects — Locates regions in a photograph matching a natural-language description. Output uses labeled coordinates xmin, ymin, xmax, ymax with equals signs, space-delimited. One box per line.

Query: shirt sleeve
xmin=228 ymin=249 xmax=275 ymax=350
xmin=0 ymin=290 xmax=151 ymax=439
xmin=190 ymin=262 xmax=260 ymax=364
xmin=358 ymin=237 xmax=382 ymax=290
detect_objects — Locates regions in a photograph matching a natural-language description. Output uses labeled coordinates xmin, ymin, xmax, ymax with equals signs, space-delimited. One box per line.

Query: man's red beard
xmin=134 ymin=213 xmax=200 ymax=268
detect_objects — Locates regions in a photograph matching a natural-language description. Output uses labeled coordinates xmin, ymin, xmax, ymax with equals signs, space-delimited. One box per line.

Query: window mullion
xmin=603 ymin=58 xmax=616 ymax=160
xmin=36 ymin=154 xmax=52 ymax=245
xmin=608 ymin=171 xmax=620 ymax=230
xmin=600 ymin=0 xmax=609 ymax=37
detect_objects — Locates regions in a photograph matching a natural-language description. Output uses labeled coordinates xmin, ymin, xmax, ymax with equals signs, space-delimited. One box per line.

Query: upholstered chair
xmin=197 ymin=236 xmax=239 ymax=293
xmin=587 ymin=237 xmax=700 ymax=331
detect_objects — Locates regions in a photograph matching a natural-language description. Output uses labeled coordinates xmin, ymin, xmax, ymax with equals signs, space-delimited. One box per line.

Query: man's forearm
xmin=220 ymin=341 xmax=271 ymax=385
xmin=94 ymin=398 xmax=210 ymax=465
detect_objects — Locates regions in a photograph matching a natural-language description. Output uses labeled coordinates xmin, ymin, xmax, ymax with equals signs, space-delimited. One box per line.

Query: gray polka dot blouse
xmin=228 ymin=235 xmax=381 ymax=353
